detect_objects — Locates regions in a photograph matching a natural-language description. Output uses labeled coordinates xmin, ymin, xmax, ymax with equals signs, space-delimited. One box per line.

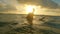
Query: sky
xmin=0 ymin=0 xmax=60 ymax=16
xmin=52 ymin=0 xmax=60 ymax=5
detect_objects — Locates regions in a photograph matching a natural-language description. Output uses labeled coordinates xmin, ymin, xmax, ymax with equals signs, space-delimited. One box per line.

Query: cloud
xmin=0 ymin=0 xmax=17 ymax=12
xmin=0 ymin=0 xmax=59 ymax=14
xmin=39 ymin=0 xmax=58 ymax=9
xmin=0 ymin=4 xmax=16 ymax=12
xmin=17 ymin=0 xmax=58 ymax=9
xmin=17 ymin=0 xmax=40 ymax=5
xmin=0 ymin=0 xmax=59 ymax=12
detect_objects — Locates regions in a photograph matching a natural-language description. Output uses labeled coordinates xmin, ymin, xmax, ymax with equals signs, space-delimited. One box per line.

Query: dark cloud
xmin=0 ymin=5 xmax=17 ymax=12
xmin=0 ymin=0 xmax=17 ymax=12
xmin=17 ymin=0 xmax=58 ymax=9
xmin=39 ymin=0 xmax=58 ymax=9
xmin=17 ymin=0 xmax=40 ymax=5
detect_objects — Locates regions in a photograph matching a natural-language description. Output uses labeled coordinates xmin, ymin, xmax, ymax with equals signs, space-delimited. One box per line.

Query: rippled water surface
xmin=0 ymin=14 xmax=60 ymax=34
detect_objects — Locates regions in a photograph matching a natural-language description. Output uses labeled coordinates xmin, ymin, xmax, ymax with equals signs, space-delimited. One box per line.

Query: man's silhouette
xmin=26 ymin=8 xmax=35 ymax=33
xmin=26 ymin=8 xmax=35 ymax=25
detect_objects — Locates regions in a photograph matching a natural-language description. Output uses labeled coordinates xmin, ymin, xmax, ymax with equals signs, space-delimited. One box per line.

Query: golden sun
xmin=25 ymin=5 xmax=36 ymax=14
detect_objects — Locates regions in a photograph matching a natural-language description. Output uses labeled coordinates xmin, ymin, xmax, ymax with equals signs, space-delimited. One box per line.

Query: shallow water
xmin=0 ymin=14 xmax=60 ymax=34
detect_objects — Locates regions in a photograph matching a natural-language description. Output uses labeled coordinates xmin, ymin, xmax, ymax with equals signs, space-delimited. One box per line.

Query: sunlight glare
xmin=25 ymin=5 xmax=36 ymax=13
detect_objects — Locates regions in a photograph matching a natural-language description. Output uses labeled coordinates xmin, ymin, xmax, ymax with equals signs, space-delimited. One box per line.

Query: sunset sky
xmin=0 ymin=0 xmax=60 ymax=16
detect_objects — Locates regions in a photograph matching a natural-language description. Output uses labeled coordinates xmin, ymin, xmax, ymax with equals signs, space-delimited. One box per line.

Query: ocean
xmin=0 ymin=14 xmax=60 ymax=34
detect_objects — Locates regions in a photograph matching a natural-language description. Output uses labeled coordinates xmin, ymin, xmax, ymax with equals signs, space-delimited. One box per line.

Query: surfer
xmin=26 ymin=8 xmax=35 ymax=25
xmin=26 ymin=8 xmax=35 ymax=34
